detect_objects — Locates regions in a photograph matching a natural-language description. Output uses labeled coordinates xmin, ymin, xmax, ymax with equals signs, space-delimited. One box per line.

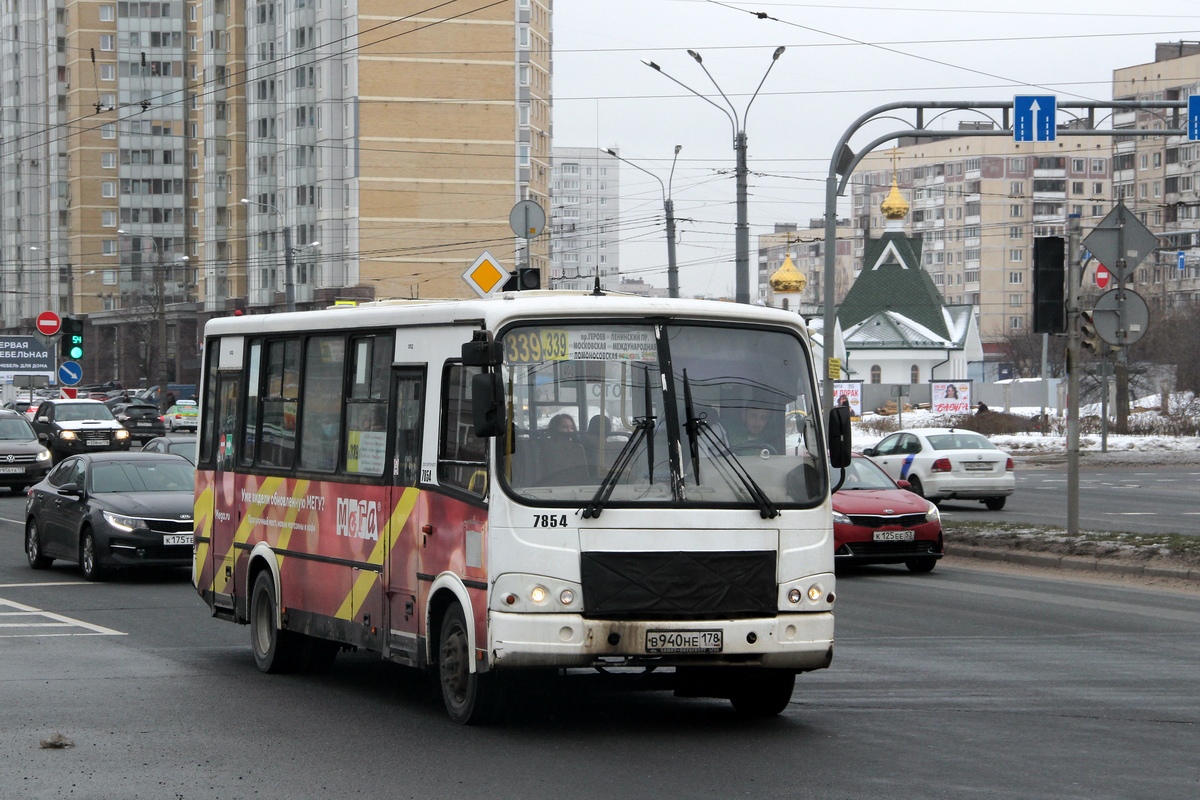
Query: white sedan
xmin=861 ymin=428 xmax=1015 ymax=510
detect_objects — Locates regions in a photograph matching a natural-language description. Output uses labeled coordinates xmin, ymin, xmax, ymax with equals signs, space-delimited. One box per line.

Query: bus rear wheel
xmin=437 ymin=602 xmax=499 ymax=725
xmin=728 ymin=669 xmax=795 ymax=717
xmin=250 ymin=570 xmax=302 ymax=673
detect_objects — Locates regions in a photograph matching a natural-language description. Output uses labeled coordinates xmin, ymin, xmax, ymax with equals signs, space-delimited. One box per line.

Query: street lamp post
xmin=241 ymin=197 xmax=295 ymax=313
xmin=603 ymin=146 xmax=683 ymax=298
xmin=644 ymin=47 xmax=784 ymax=304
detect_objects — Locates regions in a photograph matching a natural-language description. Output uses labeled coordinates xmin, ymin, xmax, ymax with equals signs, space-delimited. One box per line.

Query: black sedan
xmin=24 ymin=452 xmax=195 ymax=580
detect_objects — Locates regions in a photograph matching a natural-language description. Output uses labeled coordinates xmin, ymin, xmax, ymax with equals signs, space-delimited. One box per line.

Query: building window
xmin=101 ymin=152 xmax=116 ymax=169
xmin=103 ymin=270 xmax=117 ymax=285
xmin=100 ymin=34 xmax=114 ymax=51
xmin=1009 ymin=271 xmax=1023 ymax=284
xmin=1009 ymin=157 xmax=1025 ymax=172
xmin=100 ymin=64 xmax=115 ymax=81
xmin=1010 ymin=205 xmax=1023 ymax=217
xmin=101 ymin=181 xmax=116 ymax=198
xmin=910 ymin=365 xmax=920 ymax=384
xmin=1011 ymin=317 xmax=1023 ymax=330
xmin=1091 ymin=159 xmax=1106 ymax=174
xmin=870 ymin=365 xmax=881 ymax=384
xmin=1010 ymin=294 xmax=1023 ymax=307
xmin=101 ymin=210 xmax=117 ymax=227
xmin=1009 ymin=225 xmax=1022 ymax=239
xmin=100 ymin=93 xmax=115 ymax=109
xmin=1072 ymin=181 xmax=1084 ymax=194
xmin=1010 ymin=181 xmax=1023 ymax=196
xmin=102 ymin=240 xmax=117 ymax=255
xmin=100 ymin=4 xmax=115 ymax=20
xmin=101 ymin=123 xmax=115 ymax=139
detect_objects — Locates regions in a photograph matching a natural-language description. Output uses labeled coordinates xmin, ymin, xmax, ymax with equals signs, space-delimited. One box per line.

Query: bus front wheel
xmin=250 ymin=570 xmax=302 ymax=673
xmin=729 ymin=669 xmax=795 ymax=717
xmin=437 ymin=602 xmax=499 ymax=725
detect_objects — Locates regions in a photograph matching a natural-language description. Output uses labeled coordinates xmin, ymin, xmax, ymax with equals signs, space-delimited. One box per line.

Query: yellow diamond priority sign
xmin=463 ymin=251 xmax=510 ymax=298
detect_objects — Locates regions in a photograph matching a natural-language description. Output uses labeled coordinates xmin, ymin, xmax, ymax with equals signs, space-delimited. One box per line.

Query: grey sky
xmin=552 ymin=1 xmax=1200 ymax=296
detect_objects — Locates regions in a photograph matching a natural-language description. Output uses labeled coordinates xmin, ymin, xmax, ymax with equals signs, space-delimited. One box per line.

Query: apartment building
xmin=0 ymin=0 xmax=201 ymax=386
xmin=1113 ymin=42 xmax=1200 ymax=307
xmin=850 ymin=129 xmax=1111 ymax=341
xmin=200 ymin=0 xmax=552 ymax=313
xmin=549 ymin=147 xmax=619 ymax=291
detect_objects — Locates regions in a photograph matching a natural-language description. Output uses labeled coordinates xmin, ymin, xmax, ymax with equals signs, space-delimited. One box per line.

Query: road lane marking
xmin=1116 ymin=512 xmax=1156 ymax=516
xmin=0 ymin=516 xmax=26 ymax=525
xmin=0 ymin=597 xmax=125 ymax=637
xmin=0 ymin=582 xmax=89 ymax=588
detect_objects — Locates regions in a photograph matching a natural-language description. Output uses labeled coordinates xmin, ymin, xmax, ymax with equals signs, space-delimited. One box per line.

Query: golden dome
xmin=881 ymin=175 xmax=909 ymax=220
xmin=769 ymin=254 xmax=807 ymax=293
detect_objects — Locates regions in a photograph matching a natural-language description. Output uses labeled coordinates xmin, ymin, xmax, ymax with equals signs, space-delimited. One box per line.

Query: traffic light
xmin=1032 ymin=236 xmax=1066 ymax=334
xmin=501 ymin=267 xmax=541 ymax=292
xmin=60 ymin=316 xmax=84 ymax=361
xmin=1080 ymin=310 xmax=1102 ymax=355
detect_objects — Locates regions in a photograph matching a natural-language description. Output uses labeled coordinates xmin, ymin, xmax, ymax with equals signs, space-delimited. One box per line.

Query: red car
xmin=833 ymin=454 xmax=943 ymax=573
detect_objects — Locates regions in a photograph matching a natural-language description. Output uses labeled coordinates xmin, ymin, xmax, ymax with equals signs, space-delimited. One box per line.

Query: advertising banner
xmin=931 ymin=381 xmax=971 ymax=414
xmin=0 ymin=336 xmax=53 ymax=384
xmin=832 ymin=381 xmax=864 ymax=418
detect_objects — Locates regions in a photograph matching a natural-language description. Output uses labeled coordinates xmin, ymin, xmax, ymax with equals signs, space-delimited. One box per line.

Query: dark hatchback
xmin=0 ymin=409 xmax=53 ymax=491
xmin=24 ymin=452 xmax=195 ymax=580
xmin=112 ymin=402 xmax=167 ymax=444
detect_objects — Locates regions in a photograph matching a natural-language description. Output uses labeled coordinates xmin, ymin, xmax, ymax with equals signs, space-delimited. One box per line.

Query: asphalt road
xmin=937 ymin=463 xmax=1200 ymax=535
xmin=1 ymin=493 xmax=1197 ymax=799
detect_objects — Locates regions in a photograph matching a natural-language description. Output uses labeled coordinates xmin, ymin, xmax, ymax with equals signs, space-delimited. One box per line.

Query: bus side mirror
xmin=471 ymin=372 xmax=504 ymax=438
xmin=827 ymin=405 xmax=852 ymax=469
xmin=462 ymin=330 xmax=503 ymax=367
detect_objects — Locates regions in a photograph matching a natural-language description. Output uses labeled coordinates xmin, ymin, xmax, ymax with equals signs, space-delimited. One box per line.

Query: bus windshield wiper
xmin=678 ymin=371 xmax=777 ymax=518
xmin=581 ymin=414 xmax=655 ymax=519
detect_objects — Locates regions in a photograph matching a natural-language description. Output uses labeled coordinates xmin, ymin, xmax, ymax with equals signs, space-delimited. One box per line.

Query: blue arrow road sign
xmin=1190 ymin=95 xmax=1200 ymax=141
xmin=1180 ymin=251 xmax=1187 ymax=272
xmin=58 ymin=361 xmax=82 ymax=386
xmin=1014 ymin=95 xmax=1056 ymax=142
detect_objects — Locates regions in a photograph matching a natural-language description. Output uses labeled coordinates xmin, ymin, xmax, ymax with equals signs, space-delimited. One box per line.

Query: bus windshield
xmin=498 ymin=322 xmax=825 ymax=510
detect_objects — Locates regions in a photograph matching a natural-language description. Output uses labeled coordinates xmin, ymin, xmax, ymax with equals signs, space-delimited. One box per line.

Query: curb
xmin=949 ymin=544 xmax=1200 ymax=583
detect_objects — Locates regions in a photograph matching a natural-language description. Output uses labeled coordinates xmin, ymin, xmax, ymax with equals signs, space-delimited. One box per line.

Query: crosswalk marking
xmin=0 ymin=597 xmax=125 ymax=637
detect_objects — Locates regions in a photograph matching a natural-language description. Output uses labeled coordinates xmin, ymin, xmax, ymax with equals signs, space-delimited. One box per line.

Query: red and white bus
xmin=193 ymin=292 xmax=850 ymax=723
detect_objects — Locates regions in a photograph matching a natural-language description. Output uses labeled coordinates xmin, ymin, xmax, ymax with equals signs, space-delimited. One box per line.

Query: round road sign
xmin=1091 ymin=288 xmax=1150 ymax=347
xmin=508 ymin=200 xmax=546 ymax=239
xmin=1095 ymin=266 xmax=1110 ymax=289
xmin=36 ymin=310 xmax=61 ymax=336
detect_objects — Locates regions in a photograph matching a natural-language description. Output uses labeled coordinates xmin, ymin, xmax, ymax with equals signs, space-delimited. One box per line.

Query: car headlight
xmin=59 ymin=430 xmax=77 ymax=440
xmin=925 ymin=503 xmax=940 ymax=522
xmin=114 ymin=429 xmax=130 ymax=440
xmin=103 ymin=511 xmax=143 ymax=531
xmin=35 ymin=448 xmax=51 ymax=462
xmin=832 ymin=510 xmax=852 ymax=525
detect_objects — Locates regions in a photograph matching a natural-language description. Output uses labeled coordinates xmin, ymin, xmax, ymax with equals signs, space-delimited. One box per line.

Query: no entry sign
xmin=1095 ymin=266 xmax=1110 ymax=289
xmin=35 ymin=310 xmax=61 ymax=336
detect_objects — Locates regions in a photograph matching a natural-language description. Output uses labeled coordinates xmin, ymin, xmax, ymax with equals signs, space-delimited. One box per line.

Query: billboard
xmin=832 ymin=381 xmax=863 ymax=418
xmin=931 ymin=381 xmax=971 ymax=414
xmin=0 ymin=336 xmax=53 ymax=381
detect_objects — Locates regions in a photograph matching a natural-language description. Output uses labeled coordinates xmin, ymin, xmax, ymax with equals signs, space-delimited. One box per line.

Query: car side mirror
xmin=58 ymin=483 xmax=83 ymax=497
xmin=862 ymin=446 xmax=876 ymax=457
xmin=897 ymin=479 xmax=911 ymax=490
xmin=471 ymin=372 xmax=505 ymax=438
xmin=37 ymin=416 xmax=49 ymax=424
xmin=827 ymin=405 xmax=852 ymax=469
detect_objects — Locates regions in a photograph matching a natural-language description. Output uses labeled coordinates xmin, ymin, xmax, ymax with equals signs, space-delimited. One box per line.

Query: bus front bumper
xmin=489 ymin=611 xmax=834 ymax=671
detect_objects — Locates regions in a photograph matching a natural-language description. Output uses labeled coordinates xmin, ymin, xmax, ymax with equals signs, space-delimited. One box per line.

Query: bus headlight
xmin=491 ymin=574 xmax=584 ymax=613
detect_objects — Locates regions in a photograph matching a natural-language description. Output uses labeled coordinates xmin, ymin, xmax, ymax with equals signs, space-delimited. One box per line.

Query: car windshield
xmin=54 ymin=403 xmax=116 ymax=422
xmin=843 ymin=458 xmax=897 ymax=490
xmin=926 ymin=432 xmax=997 ymax=451
xmin=90 ymin=461 xmax=194 ymax=493
xmin=497 ymin=321 xmax=825 ymax=510
xmin=0 ymin=417 xmax=35 ymax=440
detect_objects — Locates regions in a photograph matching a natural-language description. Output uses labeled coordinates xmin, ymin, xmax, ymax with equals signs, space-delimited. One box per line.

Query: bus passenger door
xmin=384 ymin=368 xmax=425 ymax=666
xmin=210 ymin=374 xmax=242 ymax=617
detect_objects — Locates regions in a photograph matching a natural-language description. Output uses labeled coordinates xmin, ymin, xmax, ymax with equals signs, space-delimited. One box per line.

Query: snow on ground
xmin=851 ymin=400 xmax=1200 ymax=455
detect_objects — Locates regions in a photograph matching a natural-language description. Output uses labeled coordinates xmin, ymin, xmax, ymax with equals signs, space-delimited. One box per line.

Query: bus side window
xmin=438 ymin=363 xmax=488 ymax=498
xmin=346 ymin=335 xmax=395 ymax=478
xmin=393 ymin=370 xmax=423 ymax=486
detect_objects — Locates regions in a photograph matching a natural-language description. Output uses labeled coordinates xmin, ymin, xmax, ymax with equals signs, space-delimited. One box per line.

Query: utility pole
xmin=604 ymin=146 xmax=682 ymax=297
xmin=1066 ymin=214 xmax=1082 ymax=537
